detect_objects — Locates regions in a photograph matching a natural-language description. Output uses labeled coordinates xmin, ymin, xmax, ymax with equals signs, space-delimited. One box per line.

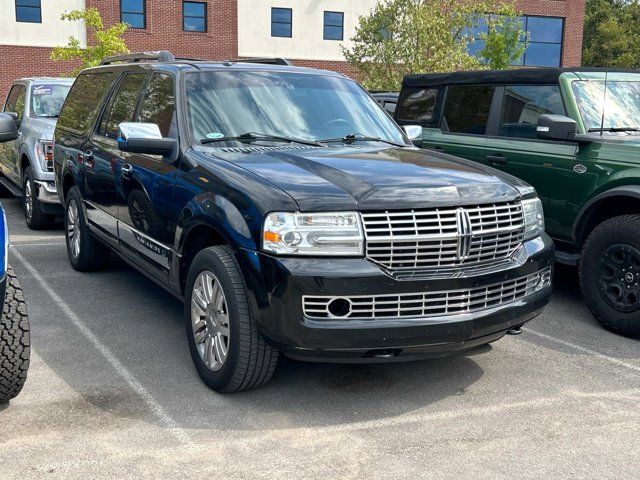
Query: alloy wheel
xmin=24 ymin=179 xmax=33 ymax=221
xmin=191 ymin=271 xmax=230 ymax=372
xmin=599 ymin=244 xmax=640 ymax=312
xmin=66 ymin=199 xmax=81 ymax=259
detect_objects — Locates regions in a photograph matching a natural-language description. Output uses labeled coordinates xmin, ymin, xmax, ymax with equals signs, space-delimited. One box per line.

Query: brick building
xmin=0 ymin=0 xmax=586 ymax=95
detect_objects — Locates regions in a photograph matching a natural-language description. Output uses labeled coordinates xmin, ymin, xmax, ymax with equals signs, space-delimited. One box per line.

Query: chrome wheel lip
xmin=191 ymin=270 xmax=230 ymax=372
xmin=66 ymin=199 xmax=81 ymax=260
xmin=24 ymin=179 xmax=33 ymax=220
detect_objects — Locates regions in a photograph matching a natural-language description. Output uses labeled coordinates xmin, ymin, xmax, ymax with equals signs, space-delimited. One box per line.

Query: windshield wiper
xmin=318 ymin=133 xmax=407 ymax=147
xmin=588 ymin=127 xmax=640 ymax=133
xmin=200 ymin=132 xmax=323 ymax=147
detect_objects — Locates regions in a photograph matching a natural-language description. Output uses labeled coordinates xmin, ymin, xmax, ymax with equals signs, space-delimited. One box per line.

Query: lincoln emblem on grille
xmin=455 ymin=207 xmax=473 ymax=261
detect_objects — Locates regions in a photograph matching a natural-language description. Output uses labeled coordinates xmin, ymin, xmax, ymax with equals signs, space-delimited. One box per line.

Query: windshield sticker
xmin=32 ymin=85 xmax=54 ymax=96
xmin=206 ymin=133 xmax=224 ymax=139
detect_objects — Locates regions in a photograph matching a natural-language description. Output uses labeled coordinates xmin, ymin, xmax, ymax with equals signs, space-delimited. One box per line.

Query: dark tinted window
xmin=16 ymin=0 xmax=41 ymax=23
xmin=324 ymin=11 xmax=343 ymax=40
xmin=499 ymin=85 xmax=565 ymax=138
xmin=442 ymin=86 xmax=495 ymax=135
xmin=138 ymin=73 xmax=176 ymax=138
xmin=396 ymin=88 xmax=440 ymax=125
xmin=98 ymin=73 xmax=147 ymax=139
xmin=271 ymin=8 xmax=292 ymax=37
xmin=121 ymin=0 xmax=145 ymax=29
xmin=57 ymin=73 xmax=116 ymax=134
xmin=183 ymin=1 xmax=206 ymax=32
xmin=4 ymin=85 xmax=25 ymax=116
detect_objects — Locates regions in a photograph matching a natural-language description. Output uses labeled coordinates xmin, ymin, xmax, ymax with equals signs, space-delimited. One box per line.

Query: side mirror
xmin=537 ymin=114 xmax=577 ymax=141
xmin=402 ymin=125 xmax=423 ymax=147
xmin=117 ymin=122 xmax=177 ymax=157
xmin=0 ymin=113 xmax=19 ymax=143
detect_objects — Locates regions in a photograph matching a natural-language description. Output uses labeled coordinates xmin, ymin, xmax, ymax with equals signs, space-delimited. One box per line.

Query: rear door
xmin=0 ymin=83 xmax=26 ymax=184
xmin=481 ymin=84 xmax=580 ymax=238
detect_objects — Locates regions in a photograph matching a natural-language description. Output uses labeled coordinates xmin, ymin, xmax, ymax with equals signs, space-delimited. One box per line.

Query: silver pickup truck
xmin=0 ymin=77 xmax=73 ymax=229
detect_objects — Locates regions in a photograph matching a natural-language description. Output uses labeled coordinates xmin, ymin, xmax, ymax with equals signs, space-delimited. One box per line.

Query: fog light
xmin=327 ymin=298 xmax=352 ymax=318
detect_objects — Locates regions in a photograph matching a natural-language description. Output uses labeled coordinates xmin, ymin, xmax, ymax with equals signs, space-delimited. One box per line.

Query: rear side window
xmin=499 ymin=85 xmax=565 ymax=138
xmin=396 ymin=87 xmax=440 ymax=125
xmin=137 ymin=73 xmax=176 ymax=138
xmin=57 ymin=73 xmax=116 ymax=134
xmin=98 ymin=73 xmax=147 ymax=139
xmin=442 ymin=85 xmax=495 ymax=135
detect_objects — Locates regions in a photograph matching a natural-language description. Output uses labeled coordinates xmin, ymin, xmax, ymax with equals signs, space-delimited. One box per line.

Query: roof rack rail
xmin=225 ymin=58 xmax=292 ymax=66
xmin=100 ymin=50 xmax=176 ymax=65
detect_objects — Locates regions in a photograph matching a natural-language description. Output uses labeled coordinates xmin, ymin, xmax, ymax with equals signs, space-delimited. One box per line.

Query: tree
xmin=341 ymin=0 xmax=525 ymax=91
xmin=583 ymin=0 xmax=640 ymax=68
xmin=51 ymin=8 xmax=129 ymax=75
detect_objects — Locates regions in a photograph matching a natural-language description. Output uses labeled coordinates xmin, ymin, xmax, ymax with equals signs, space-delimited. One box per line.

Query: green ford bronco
xmin=395 ymin=68 xmax=640 ymax=336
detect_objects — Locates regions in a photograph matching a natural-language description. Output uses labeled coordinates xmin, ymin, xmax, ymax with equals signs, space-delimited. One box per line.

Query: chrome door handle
xmin=121 ymin=163 xmax=133 ymax=176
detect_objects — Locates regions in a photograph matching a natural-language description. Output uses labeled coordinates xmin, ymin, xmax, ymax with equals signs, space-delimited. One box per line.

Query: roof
xmin=402 ymin=67 xmax=640 ymax=88
xmin=15 ymin=77 xmax=75 ymax=84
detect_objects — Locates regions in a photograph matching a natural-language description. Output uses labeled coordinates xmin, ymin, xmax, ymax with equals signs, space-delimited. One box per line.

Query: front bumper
xmin=238 ymin=234 xmax=554 ymax=362
xmin=33 ymin=180 xmax=62 ymax=214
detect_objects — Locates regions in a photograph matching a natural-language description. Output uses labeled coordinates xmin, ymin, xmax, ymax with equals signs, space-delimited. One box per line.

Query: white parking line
xmin=11 ymin=248 xmax=193 ymax=445
xmin=524 ymin=327 xmax=640 ymax=374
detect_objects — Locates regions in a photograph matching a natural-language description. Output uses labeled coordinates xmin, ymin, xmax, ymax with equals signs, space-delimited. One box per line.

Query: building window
xmin=120 ymin=0 xmax=146 ymax=29
xmin=183 ymin=1 xmax=207 ymax=32
xmin=467 ymin=15 xmax=563 ymax=67
xmin=15 ymin=0 xmax=41 ymax=23
xmin=271 ymin=8 xmax=292 ymax=38
xmin=323 ymin=11 xmax=344 ymax=41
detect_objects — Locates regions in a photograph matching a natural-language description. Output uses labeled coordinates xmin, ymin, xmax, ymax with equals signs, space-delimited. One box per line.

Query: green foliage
xmin=51 ymin=8 xmax=129 ymax=75
xmin=583 ymin=0 xmax=640 ymax=68
xmin=341 ymin=0 xmax=525 ymax=91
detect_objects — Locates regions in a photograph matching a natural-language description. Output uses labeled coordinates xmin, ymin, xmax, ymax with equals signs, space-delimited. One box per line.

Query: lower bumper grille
xmin=303 ymin=268 xmax=551 ymax=320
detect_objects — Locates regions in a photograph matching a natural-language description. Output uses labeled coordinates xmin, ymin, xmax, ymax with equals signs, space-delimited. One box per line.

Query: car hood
xmin=204 ymin=145 xmax=523 ymax=211
xmin=28 ymin=117 xmax=56 ymax=140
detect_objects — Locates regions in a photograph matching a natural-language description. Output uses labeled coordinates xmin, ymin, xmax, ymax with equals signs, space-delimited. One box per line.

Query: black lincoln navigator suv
xmin=53 ymin=51 xmax=554 ymax=392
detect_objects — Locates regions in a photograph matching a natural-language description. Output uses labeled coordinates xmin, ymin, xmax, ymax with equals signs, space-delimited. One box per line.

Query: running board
xmin=0 ymin=176 xmax=22 ymax=197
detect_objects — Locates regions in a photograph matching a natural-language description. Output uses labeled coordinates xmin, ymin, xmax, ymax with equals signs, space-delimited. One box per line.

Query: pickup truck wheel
xmin=0 ymin=265 xmax=30 ymax=403
xmin=64 ymin=186 xmax=110 ymax=272
xmin=23 ymin=166 xmax=53 ymax=230
xmin=580 ymin=215 xmax=640 ymax=337
xmin=185 ymin=246 xmax=278 ymax=392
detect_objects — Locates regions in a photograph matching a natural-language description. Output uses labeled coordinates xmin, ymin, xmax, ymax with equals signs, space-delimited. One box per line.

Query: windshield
xmin=185 ymin=70 xmax=406 ymax=145
xmin=571 ymin=80 xmax=640 ymax=132
xmin=30 ymin=83 xmax=71 ymax=118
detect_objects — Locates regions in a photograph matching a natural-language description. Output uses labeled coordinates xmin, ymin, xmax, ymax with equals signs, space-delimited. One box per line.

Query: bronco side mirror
xmin=0 ymin=113 xmax=19 ymax=143
xmin=117 ymin=122 xmax=177 ymax=157
xmin=403 ymin=125 xmax=423 ymax=147
xmin=536 ymin=114 xmax=577 ymax=142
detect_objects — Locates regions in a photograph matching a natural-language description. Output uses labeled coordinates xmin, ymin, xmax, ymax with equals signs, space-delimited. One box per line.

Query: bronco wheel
xmin=580 ymin=215 xmax=640 ymax=336
xmin=64 ymin=186 xmax=110 ymax=271
xmin=0 ymin=265 xmax=30 ymax=403
xmin=23 ymin=166 xmax=53 ymax=230
xmin=185 ymin=246 xmax=278 ymax=392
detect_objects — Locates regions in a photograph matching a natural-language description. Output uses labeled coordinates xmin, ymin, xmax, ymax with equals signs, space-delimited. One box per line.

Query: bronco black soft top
xmin=403 ymin=67 xmax=640 ymax=88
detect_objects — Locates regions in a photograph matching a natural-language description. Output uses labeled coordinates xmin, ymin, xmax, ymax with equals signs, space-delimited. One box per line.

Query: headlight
xmin=522 ymin=198 xmax=544 ymax=240
xmin=263 ymin=212 xmax=364 ymax=256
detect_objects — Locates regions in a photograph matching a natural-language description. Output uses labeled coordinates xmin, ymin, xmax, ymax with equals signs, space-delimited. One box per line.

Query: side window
xmin=383 ymin=101 xmax=396 ymax=115
xmin=98 ymin=73 xmax=147 ymax=139
xmin=4 ymin=85 xmax=26 ymax=119
xmin=13 ymin=87 xmax=26 ymax=120
xmin=396 ymin=87 xmax=441 ymax=126
xmin=442 ymin=85 xmax=495 ymax=135
xmin=137 ymin=73 xmax=176 ymax=138
xmin=57 ymin=73 xmax=117 ymax=134
xmin=499 ymin=85 xmax=565 ymax=138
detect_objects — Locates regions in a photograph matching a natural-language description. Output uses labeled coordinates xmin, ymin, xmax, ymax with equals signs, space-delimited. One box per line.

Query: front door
xmin=116 ymin=72 xmax=180 ymax=279
xmin=84 ymin=72 xmax=147 ymax=242
xmin=0 ymin=83 xmax=26 ymax=184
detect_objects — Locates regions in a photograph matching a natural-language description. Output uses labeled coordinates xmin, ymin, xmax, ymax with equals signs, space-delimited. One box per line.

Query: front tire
xmin=580 ymin=215 xmax=640 ymax=337
xmin=185 ymin=246 xmax=278 ymax=392
xmin=64 ymin=186 xmax=110 ymax=272
xmin=23 ymin=166 xmax=53 ymax=230
xmin=0 ymin=266 xmax=30 ymax=403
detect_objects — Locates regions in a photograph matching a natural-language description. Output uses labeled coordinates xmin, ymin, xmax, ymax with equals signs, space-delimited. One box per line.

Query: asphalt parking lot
xmin=0 ymin=197 xmax=639 ymax=479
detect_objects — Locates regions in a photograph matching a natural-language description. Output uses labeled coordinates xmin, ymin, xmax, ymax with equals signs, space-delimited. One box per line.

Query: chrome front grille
xmin=361 ymin=201 xmax=524 ymax=277
xmin=303 ymin=268 xmax=551 ymax=320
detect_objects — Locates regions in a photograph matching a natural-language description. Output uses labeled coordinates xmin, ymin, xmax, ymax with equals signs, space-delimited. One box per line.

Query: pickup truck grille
xmin=361 ymin=200 xmax=524 ymax=278
xmin=303 ymin=268 xmax=551 ymax=320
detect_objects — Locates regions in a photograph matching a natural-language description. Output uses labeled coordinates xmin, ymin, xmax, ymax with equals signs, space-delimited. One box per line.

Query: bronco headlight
xmin=522 ymin=198 xmax=545 ymax=240
xmin=263 ymin=212 xmax=364 ymax=256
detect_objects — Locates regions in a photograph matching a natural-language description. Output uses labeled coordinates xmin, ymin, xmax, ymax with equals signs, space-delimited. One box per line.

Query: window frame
xmin=183 ymin=1 xmax=207 ymax=33
xmin=120 ymin=0 xmax=146 ymax=30
xmin=15 ymin=0 xmax=41 ymax=24
xmin=271 ymin=7 xmax=292 ymax=38
xmin=323 ymin=11 xmax=344 ymax=41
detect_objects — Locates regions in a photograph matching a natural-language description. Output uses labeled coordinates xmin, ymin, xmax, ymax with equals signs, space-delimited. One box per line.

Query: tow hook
xmin=506 ymin=326 xmax=523 ymax=335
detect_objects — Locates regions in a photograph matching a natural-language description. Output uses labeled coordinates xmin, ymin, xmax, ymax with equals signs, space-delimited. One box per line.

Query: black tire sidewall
xmin=580 ymin=215 xmax=640 ymax=336
xmin=184 ymin=247 xmax=247 ymax=391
